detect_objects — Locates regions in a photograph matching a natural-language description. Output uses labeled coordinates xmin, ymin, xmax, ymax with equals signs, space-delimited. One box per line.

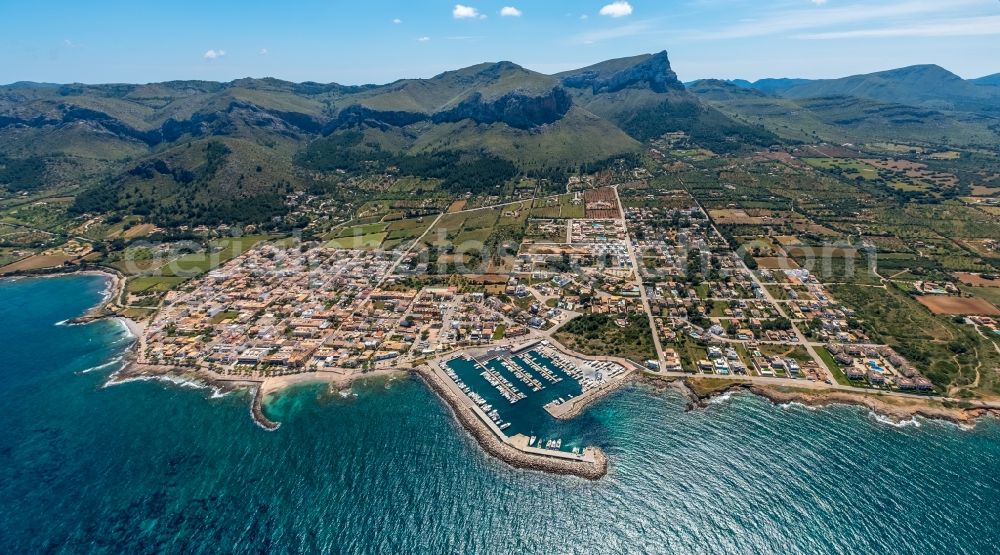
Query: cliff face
xmin=326 ymin=105 xmax=429 ymax=132
xmin=562 ymin=51 xmax=684 ymax=94
xmin=432 ymin=86 xmax=572 ymax=129
xmin=0 ymin=100 xmax=319 ymax=146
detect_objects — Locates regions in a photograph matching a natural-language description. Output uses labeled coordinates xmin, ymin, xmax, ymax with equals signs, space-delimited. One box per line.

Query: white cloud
xmin=812 ymin=0 xmax=828 ymax=5
xmin=417 ymin=36 xmax=431 ymax=42
xmin=203 ymin=49 xmax=226 ymax=60
xmin=63 ymin=39 xmax=82 ymax=48
xmin=259 ymin=48 xmax=268 ymax=55
xmin=453 ymin=4 xmax=485 ymax=19
xmin=599 ymin=1 xmax=633 ymax=18
xmin=500 ymin=6 xmax=522 ymax=17
xmin=393 ymin=18 xmax=402 ymax=24
xmin=580 ymin=14 xmax=589 ymax=20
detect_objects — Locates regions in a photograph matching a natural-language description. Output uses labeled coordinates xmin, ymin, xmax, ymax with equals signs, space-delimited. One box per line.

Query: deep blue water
xmin=1 ymin=275 xmax=999 ymax=553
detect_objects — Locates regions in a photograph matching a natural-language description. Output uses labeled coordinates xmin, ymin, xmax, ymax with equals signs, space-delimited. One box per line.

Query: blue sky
xmin=1 ymin=0 xmax=998 ymax=84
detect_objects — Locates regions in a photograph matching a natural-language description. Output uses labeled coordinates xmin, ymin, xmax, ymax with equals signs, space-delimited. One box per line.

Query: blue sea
xmin=2 ymin=275 xmax=998 ymax=553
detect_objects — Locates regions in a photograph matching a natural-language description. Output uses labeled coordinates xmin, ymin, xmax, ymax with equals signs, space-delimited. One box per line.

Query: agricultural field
xmin=755 ymin=257 xmax=800 ymax=270
xmin=956 ymin=272 xmax=1000 ymax=287
xmin=916 ymin=295 xmax=1000 ymax=316
xmin=0 ymin=253 xmax=76 ymax=274
xmin=528 ymin=193 xmax=585 ymax=219
xmin=158 ymin=235 xmax=272 ymax=277
xmin=958 ymin=285 xmax=1000 ymax=307
xmin=583 ymin=187 xmax=620 ymax=219
xmin=327 ymin=232 xmax=388 ymax=249
xmin=801 ymin=158 xmax=878 ymax=181
xmin=127 ymin=276 xmax=188 ymax=294
xmin=327 ymin=222 xmax=389 ymax=249
xmin=381 ymin=216 xmax=435 ymax=250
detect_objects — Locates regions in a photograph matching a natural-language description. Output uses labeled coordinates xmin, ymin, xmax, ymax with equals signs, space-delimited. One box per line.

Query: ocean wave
xmin=210 ymin=388 xmax=231 ymax=399
xmin=104 ymin=373 xmax=226 ymax=398
xmin=868 ymin=411 xmax=921 ymax=428
xmin=98 ymin=281 xmax=114 ymax=302
xmin=778 ymin=401 xmax=822 ymax=411
xmin=707 ymin=392 xmax=733 ymax=405
xmin=114 ymin=318 xmax=136 ymax=340
xmin=76 ymin=355 xmax=125 ymax=374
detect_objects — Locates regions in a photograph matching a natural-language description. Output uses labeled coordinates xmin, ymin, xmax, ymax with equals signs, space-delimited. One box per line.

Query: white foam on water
xmin=707 ymin=391 xmax=733 ymax=405
xmin=869 ymin=411 xmax=921 ymax=428
xmin=104 ymin=373 xmax=225 ymax=398
xmin=77 ymin=355 xmax=125 ymax=374
xmin=115 ymin=318 xmax=136 ymax=340
xmin=209 ymin=388 xmax=231 ymax=399
xmin=778 ymin=401 xmax=822 ymax=411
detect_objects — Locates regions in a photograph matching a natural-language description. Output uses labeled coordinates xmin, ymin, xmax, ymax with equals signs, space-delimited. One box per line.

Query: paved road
xmin=614 ymin=185 xmax=665 ymax=368
xmin=679 ymin=183 xmax=832 ymax=379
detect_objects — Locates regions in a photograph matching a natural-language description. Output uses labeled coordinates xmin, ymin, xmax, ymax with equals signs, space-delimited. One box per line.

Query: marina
xmin=442 ymin=342 xmax=631 ymax=455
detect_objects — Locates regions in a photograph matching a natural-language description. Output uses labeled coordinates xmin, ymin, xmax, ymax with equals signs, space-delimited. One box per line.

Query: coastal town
xmin=123 ymin=181 xmax=976 ymax=478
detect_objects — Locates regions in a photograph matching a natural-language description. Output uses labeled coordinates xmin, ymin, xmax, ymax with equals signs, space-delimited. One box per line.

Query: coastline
xmin=8 ymin=269 xmax=999 ymax=479
xmin=636 ymin=373 xmax=999 ymax=427
xmin=748 ymin=384 xmax=998 ymax=426
xmin=2 ymin=266 xmax=127 ymax=316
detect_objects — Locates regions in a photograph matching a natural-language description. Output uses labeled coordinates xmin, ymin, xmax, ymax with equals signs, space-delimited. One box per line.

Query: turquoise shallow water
xmin=1 ymin=275 xmax=999 ymax=553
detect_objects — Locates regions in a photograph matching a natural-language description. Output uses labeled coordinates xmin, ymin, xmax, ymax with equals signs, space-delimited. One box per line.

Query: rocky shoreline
xmin=415 ymin=365 xmax=608 ymax=480
xmin=749 ymin=385 xmax=998 ymax=426
xmin=636 ymin=373 xmax=999 ymax=426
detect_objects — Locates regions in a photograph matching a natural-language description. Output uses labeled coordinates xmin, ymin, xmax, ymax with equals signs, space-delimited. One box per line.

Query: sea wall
xmin=251 ymin=384 xmax=281 ymax=431
xmin=415 ymin=366 xmax=608 ymax=480
xmin=548 ymin=372 xmax=635 ymax=420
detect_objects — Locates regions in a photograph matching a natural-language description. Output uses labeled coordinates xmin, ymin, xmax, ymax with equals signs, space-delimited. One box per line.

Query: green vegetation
xmin=554 ymin=313 xmax=656 ymax=363
xmin=614 ymin=98 xmax=779 ymax=153
xmin=127 ymin=276 xmax=188 ymax=294
xmin=816 ymin=346 xmax=853 ymax=386
xmin=801 ymin=158 xmax=878 ymax=181
xmin=830 ymin=284 xmax=1000 ymax=393
xmin=327 ymin=232 xmax=388 ymax=249
xmin=158 ymin=236 xmax=272 ymax=277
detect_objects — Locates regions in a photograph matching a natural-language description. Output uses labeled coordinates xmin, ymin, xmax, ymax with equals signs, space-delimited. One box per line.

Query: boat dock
xmin=498 ymin=357 xmax=544 ymax=392
xmin=519 ymin=352 xmax=562 ymax=384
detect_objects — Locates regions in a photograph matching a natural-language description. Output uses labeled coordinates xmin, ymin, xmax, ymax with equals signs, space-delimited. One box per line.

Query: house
xmin=843 ymin=366 xmax=865 ymax=380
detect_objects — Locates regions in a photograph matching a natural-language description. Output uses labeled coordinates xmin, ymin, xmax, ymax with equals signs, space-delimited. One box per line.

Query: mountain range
xmin=689 ymin=64 xmax=1000 ymax=147
xmin=716 ymin=65 xmax=1000 ymax=114
xmin=1 ymin=53 xmax=998 ymax=227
